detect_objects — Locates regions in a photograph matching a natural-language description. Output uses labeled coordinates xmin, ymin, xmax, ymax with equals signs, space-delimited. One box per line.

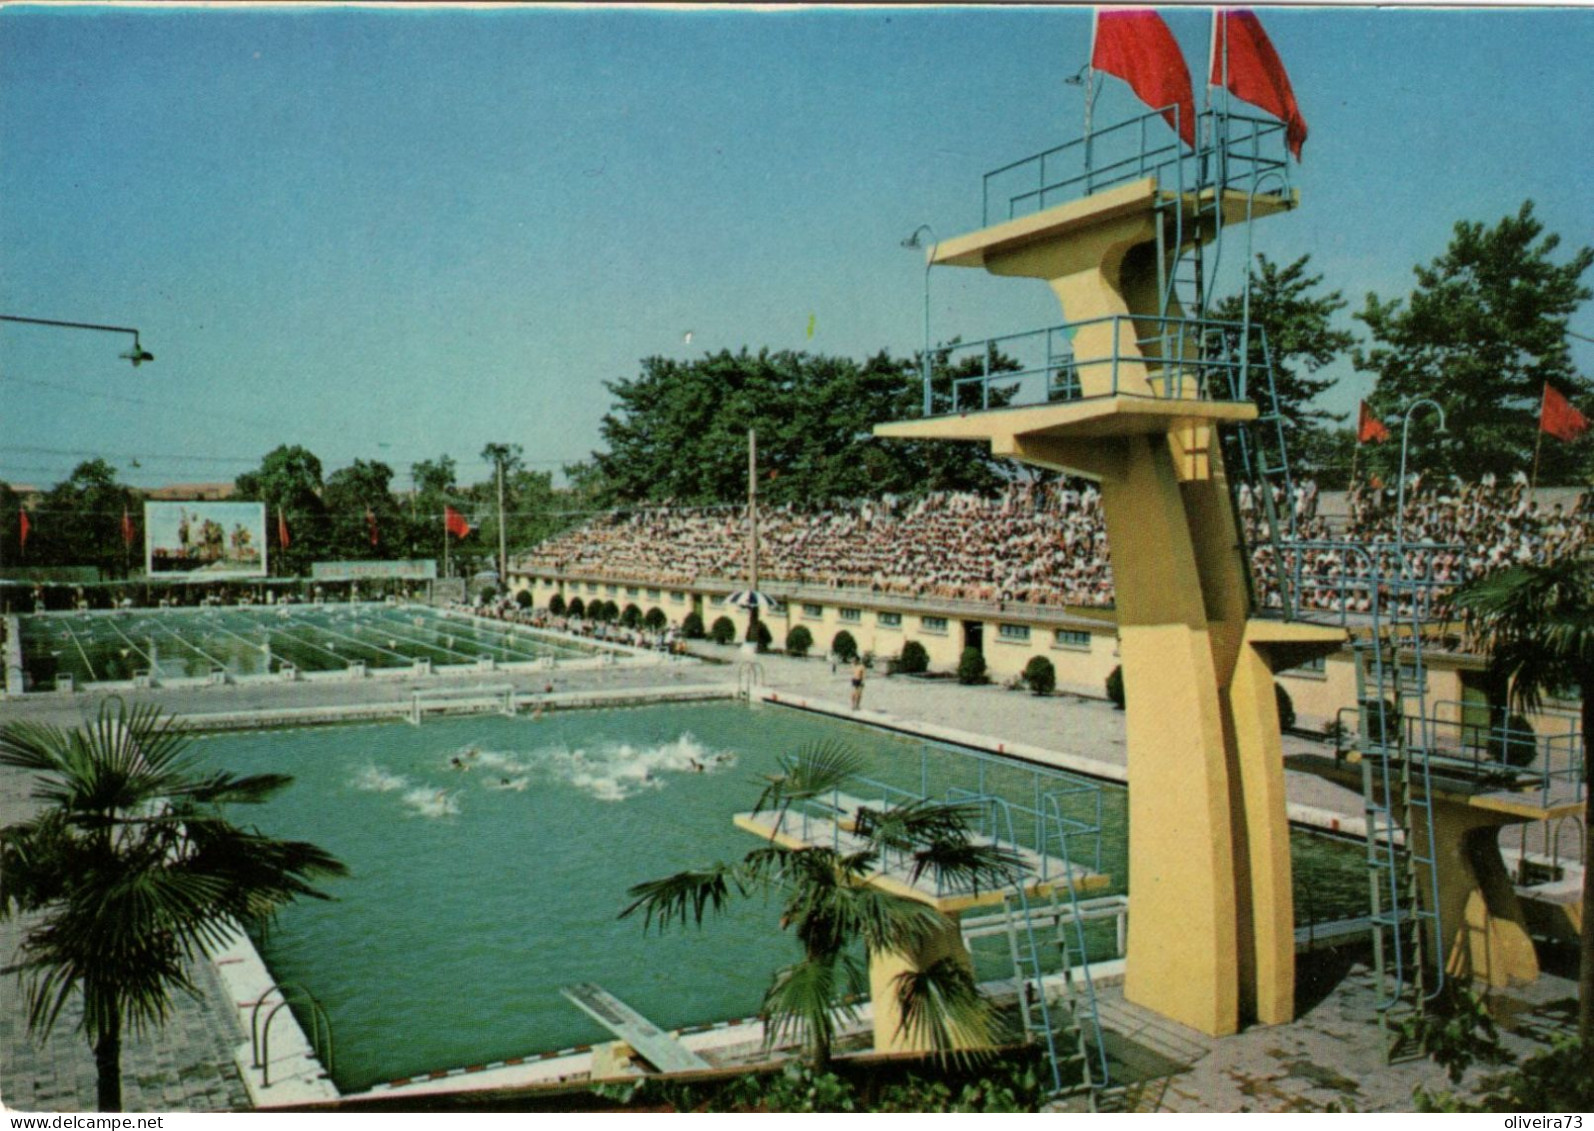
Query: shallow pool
xmin=195 ymin=702 xmax=1368 ymax=1092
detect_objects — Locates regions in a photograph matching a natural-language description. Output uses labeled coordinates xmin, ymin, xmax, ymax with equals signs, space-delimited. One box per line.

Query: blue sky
xmin=3 ymin=4 xmax=1591 ymax=491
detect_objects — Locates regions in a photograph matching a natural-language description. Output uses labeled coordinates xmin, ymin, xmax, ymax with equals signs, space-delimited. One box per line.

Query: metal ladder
xmin=1351 ymin=626 xmax=1447 ymax=1059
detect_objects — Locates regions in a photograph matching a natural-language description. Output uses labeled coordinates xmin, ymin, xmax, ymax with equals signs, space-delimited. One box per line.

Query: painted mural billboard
xmin=144 ymin=501 xmax=267 ymax=578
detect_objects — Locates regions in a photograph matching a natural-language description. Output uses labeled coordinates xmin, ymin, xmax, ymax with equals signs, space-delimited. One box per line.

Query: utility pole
xmin=746 ymin=427 xmax=760 ymax=645
xmin=497 ymin=457 xmax=507 ymax=587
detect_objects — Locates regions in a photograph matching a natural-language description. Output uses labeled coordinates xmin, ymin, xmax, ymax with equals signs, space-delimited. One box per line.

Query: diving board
xmin=559 ymin=983 xmax=710 ymax=1074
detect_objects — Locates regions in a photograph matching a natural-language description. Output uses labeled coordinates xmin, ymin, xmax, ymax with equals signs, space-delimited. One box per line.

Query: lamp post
xmin=0 ymin=314 xmax=154 ymax=366
xmin=1396 ymin=398 xmax=1447 ymax=563
xmin=901 ymin=224 xmax=939 ymax=417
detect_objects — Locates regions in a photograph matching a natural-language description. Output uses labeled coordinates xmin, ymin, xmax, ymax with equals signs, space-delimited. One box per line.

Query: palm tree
xmin=1453 ymin=557 xmax=1593 ymax=1055
xmin=620 ymin=741 xmax=1022 ymax=1070
xmin=0 ymin=699 xmax=346 ymax=1111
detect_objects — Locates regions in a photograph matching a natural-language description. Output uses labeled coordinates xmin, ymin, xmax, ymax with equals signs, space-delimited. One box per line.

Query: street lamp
xmin=1 ymin=314 xmax=154 ymax=366
xmin=1395 ymin=398 xmax=1447 ymax=561
xmin=901 ymin=224 xmax=938 ymax=417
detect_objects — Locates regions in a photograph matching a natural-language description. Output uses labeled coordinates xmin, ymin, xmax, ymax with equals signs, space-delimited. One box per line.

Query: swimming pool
xmin=13 ymin=604 xmax=616 ymax=691
xmin=193 ymin=701 xmax=1370 ymax=1094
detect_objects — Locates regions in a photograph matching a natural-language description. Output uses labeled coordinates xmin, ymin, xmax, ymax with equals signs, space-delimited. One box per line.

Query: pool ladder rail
xmin=249 ymin=982 xmax=335 ymax=1090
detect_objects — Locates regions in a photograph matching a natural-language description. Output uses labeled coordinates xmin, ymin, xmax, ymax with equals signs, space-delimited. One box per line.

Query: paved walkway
xmin=0 ymin=634 xmax=1578 ymax=1112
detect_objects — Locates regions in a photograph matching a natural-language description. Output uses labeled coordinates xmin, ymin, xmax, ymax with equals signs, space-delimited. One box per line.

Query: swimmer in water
xmin=688 ymin=757 xmax=704 ymax=773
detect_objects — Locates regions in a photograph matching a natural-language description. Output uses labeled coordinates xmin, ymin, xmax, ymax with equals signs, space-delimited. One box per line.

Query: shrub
xmin=785 ymin=624 xmax=814 ymax=657
xmin=1105 ymin=665 xmax=1125 ymax=709
xmin=681 ymin=611 xmax=705 ymax=639
xmin=710 ymin=615 xmax=737 ymax=645
xmin=1275 ymin=683 xmax=1296 ymax=731
xmin=897 ymin=640 xmax=930 ymax=675
xmin=1496 ymin=713 xmax=1539 ymax=768
xmin=957 ymin=647 xmax=987 ymax=686
xmin=601 ymin=600 xmax=621 ymax=622
xmin=1023 ymin=655 xmax=1056 ymax=696
xmin=621 ymin=603 xmax=643 ymax=629
xmin=755 ymin=620 xmax=773 ymax=651
xmin=643 ymin=607 xmax=667 ymax=633
xmin=515 ymin=588 xmax=534 ymax=608
xmin=831 ymin=630 xmax=859 ymax=663
xmin=479 ymin=584 xmax=498 ymax=603
xmin=1359 ymin=697 xmax=1401 ymax=746
xmin=547 ymin=592 xmax=566 ymax=616
xmin=567 ymin=596 xmax=585 ymax=618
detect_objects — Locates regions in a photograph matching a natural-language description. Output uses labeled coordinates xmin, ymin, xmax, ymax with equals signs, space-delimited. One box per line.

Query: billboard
xmin=144 ymin=501 xmax=267 ymax=578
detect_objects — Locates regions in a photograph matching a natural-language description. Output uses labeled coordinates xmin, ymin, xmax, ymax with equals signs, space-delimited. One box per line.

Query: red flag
xmin=444 ymin=505 xmax=471 ymax=539
xmin=277 ymin=508 xmax=291 ymax=549
xmin=1211 ymin=10 xmax=1308 ymax=161
xmin=1092 ymin=10 xmax=1196 ymax=149
xmin=1540 ymin=383 xmax=1589 ymax=442
xmin=121 ymin=507 xmax=136 ymax=548
xmin=365 ymin=507 xmax=379 ymax=547
xmin=1357 ymin=401 xmax=1390 ymax=444
xmin=18 ymin=508 xmax=29 ymax=552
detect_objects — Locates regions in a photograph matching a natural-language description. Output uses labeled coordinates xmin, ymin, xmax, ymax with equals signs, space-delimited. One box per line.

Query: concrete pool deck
xmin=0 ymin=637 xmax=1580 ymax=1112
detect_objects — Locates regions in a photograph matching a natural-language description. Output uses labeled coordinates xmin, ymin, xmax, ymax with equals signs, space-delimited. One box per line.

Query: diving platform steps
xmin=733 ymin=796 xmax=1109 ymax=913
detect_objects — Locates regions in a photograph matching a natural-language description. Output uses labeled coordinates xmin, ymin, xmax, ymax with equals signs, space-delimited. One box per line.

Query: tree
xmin=1212 ymin=254 xmax=1354 ymax=463
xmin=322 ymin=458 xmax=400 ymax=561
xmin=621 ymin=742 xmax=1018 ymax=1069
xmin=234 ymin=445 xmax=328 ymax=576
xmin=0 ymin=700 xmax=345 ymax=1111
xmin=34 ymin=461 xmax=139 ymax=577
xmin=584 ymin=348 xmax=1010 ymax=507
xmin=1356 ymin=201 xmax=1593 ymax=482
xmin=1453 ymin=558 xmax=1594 ymax=1057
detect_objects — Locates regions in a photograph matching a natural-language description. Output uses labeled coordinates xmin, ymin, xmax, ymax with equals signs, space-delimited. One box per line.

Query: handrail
xmin=250 ymin=982 xmax=334 ymax=1088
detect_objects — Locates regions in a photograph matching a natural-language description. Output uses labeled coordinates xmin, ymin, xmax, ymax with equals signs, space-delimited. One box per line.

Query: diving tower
xmin=876 ymin=104 xmax=1342 ymax=1037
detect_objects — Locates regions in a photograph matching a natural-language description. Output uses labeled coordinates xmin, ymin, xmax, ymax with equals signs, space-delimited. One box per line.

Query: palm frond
xmin=908 ymin=838 xmax=1026 ymax=894
xmin=856 ymin=799 xmax=985 ymax=852
xmin=753 ymin=740 xmax=864 ymax=815
xmin=619 ymin=863 xmax=740 ymax=931
xmin=1454 ymin=558 xmax=1594 ymax=715
xmin=892 ymin=956 xmax=997 ymax=1066
xmin=761 ymin=954 xmax=858 ymax=1067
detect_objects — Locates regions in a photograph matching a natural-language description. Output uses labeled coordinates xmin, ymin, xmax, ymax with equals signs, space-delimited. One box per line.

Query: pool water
xmin=17 ymin=604 xmax=604 ymax=688
xmin=194 ymin=702 xmax=1369 ymax=1092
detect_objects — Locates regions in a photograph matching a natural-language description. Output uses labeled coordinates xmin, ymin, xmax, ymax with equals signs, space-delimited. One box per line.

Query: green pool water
xmin=194 ymin=702 xmax=1369 ymax=1093
xmin=18 ymin=604 xmax=604 ymax=688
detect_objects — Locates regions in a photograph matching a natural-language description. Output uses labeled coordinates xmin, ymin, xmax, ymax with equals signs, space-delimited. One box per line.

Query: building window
xmin=839 ymin=608 xmax=862 ymax=624
xmin=606 ymin=585 xmax=618 ymax=597
xmin=586 ymin=583 xmax=598 ymax=594
xmin=625 ymin=586 xmax=638 ymax=598
xmin=803 ymin=603 xmax=824 ymax=620
xmin=646 ymin=588 xmax=661 ymax=600
xmin=997 ymin=624 xmax=1031 ymax=643
xmin=920 ymin=616 xmax=948 ymax=634
xmin=878 ymin=611 xmax=902 ymax=628
xmin=669 ymin=591 xmax=685 ymax=604
xmin=1052 ymin=628 xmax=1091 ymax=650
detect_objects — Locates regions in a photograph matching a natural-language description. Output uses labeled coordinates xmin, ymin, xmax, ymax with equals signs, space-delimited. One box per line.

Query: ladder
xmin=1351 ymin=624 xmax=1446 ymax=1060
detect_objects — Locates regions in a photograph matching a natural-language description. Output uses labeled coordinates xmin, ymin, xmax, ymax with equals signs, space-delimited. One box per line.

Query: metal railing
xmin=982 ymin=106 xmax=1293 ymax=227
xmin=939 ymin=313 xmax=1260 ymax=416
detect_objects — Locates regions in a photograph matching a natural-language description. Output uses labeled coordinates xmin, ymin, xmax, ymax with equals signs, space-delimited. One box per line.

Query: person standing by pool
xmin=850 ymin=659 xmax=866 ymax=711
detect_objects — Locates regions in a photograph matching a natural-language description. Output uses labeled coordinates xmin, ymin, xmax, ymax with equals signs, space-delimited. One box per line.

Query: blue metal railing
xmin=938 ymin=313 xmax=1262 ymax=416
xmin=982 ymin=107 xmax=1292 ymax=227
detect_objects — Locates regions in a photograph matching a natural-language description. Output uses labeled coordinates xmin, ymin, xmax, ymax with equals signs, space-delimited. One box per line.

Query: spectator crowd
xmin=522 ymin=475 xmax=1594 ymax=625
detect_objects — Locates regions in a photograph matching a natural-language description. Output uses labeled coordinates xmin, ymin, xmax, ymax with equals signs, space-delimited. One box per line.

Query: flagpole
xmin=443 ymin=508 xmax=450 ymax=583
xmin=1530 ymin=419 xmax=1545 ymax=497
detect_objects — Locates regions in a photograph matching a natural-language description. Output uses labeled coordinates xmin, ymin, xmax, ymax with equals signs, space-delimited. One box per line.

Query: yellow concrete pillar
xmin=1421 ymin=800 xmax=1541 ymax=987
xmin=867 ymin=912 xmax=986 ymax=1054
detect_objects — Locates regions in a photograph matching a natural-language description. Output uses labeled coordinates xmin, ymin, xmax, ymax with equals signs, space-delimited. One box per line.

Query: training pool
xmin=195 ymin=701 xmax=1369 ymax=1093
xmin=13 ymin=604 xmax=613 ymax=691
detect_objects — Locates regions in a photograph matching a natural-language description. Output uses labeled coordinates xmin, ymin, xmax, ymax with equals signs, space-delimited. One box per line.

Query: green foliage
xmin=1356 ymin=201 xmax=1594 ymax=483
xmin=601 ymin=600 xmax=621 ymax=622
xmin=234 ymin=445 xmax=329 ymax=575
xmin=643 ymin=607 xmax=668 ymax=633
xmin=754 ymin=620 xmax=773 ymax=650
xmin=322 ymin=458 xmax=400 ymax=561
xmin=896 ymin=640 xmax=930 ymax=675
xmin=515 ymin=588 xmax=533 ymax=609
xmin=1212 ymin=254 xmax=1354 ymax=460
xmin=831 ymin=630 xmax=858 ymax=663
xmin=620 ymin=603 xmax=643 ymax=629
xmin=710 ymin=615 xmax=737 ymax=645
xmin=1496 ymin=713 xmax=1538 ymax=768
xmin=1275 ymin=682 xmax=1296 ymax=730
xmin=1397 ymin=981 xmax=1505 ymax=1085
xmin=1415 ymin=1037 xmax=1594 ymax=1112
xmin=547 ymin=592 xmax=566 ymax=617
xmin=1022 ymin=655 xmax=1055 ymax=696
xmin=785 ymin=624 xmax=814 ymax=657
xmin=567 ymin=596 xmax=585 ymax=618
xmin=1105 ymin=665 xmax=1125 ymax=709
xmin=681 ymin=611 xmax=705 ymax=639
xmin=1359 ymin=698 xmax=1401 ymax=746
xmin=0 ymin=700 xmax=346 ymax=1111
xmin=583 ymin=347 xmax=1011 ymax=507
xmin=956 ymin=648 xmax=987 ymax=686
